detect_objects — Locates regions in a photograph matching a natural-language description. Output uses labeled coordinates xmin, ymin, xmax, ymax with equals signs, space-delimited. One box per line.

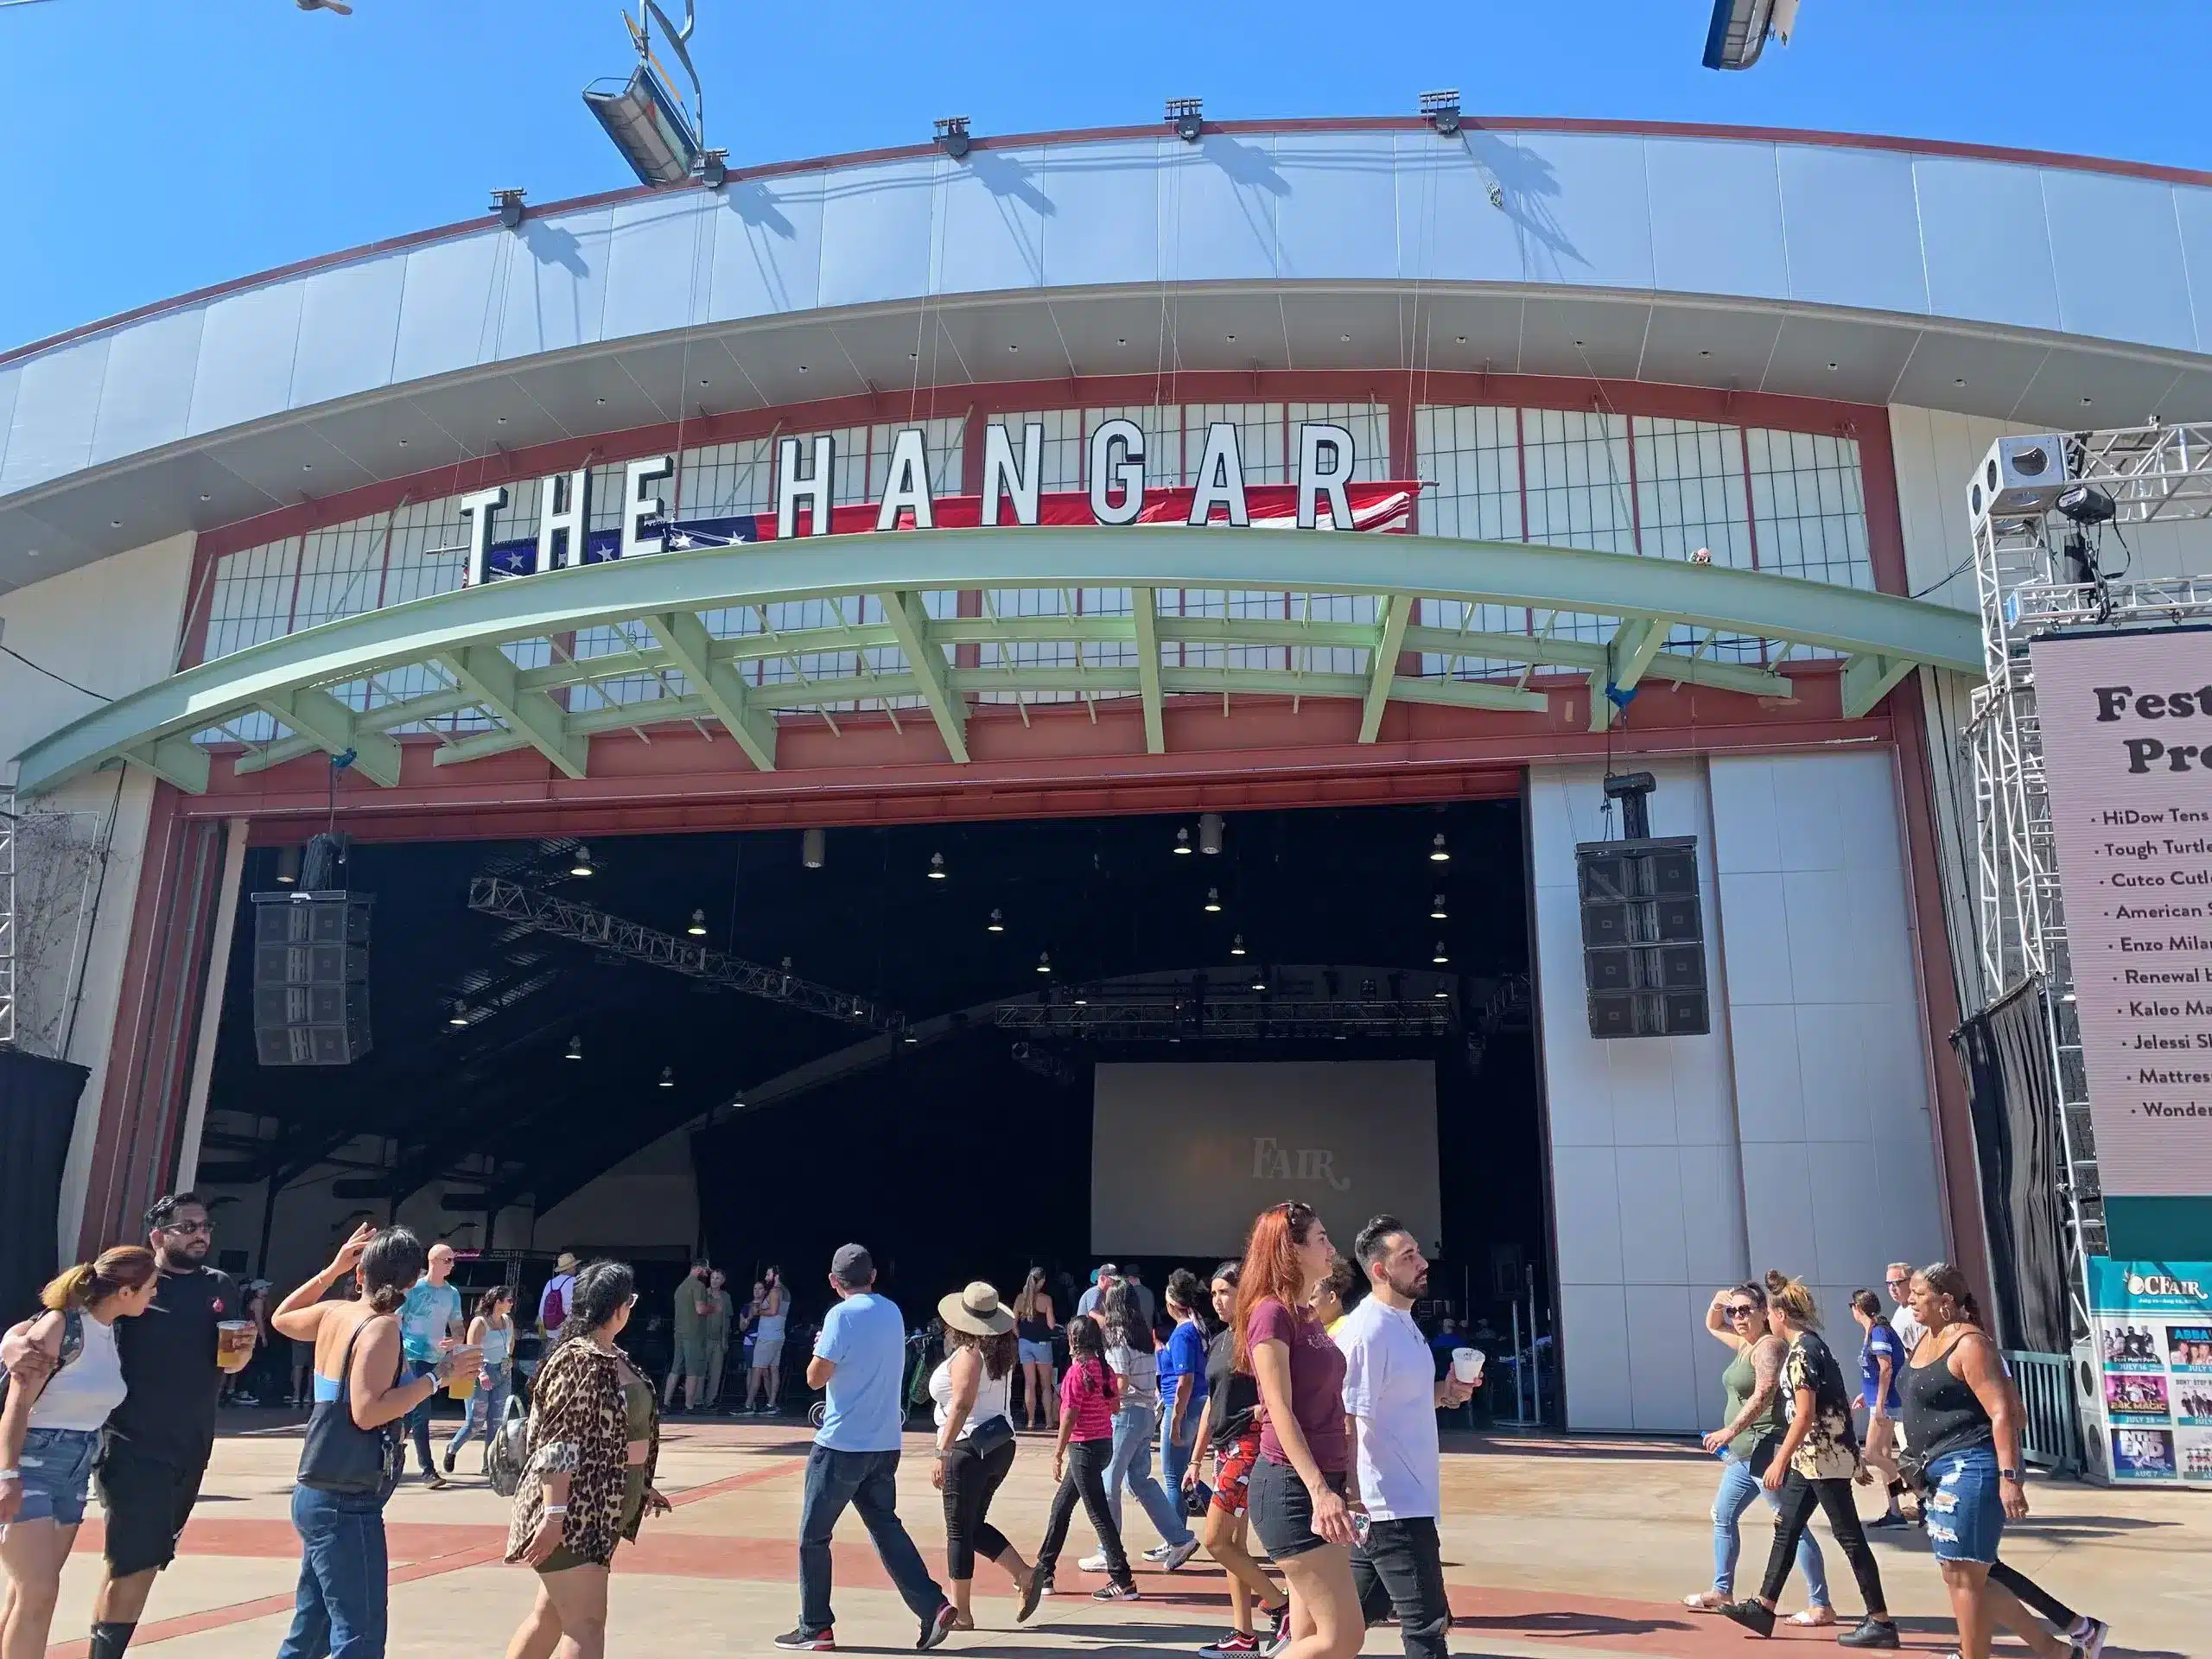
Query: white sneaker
xmin=1078 ymin=1553 xmax=1109 ymax=1573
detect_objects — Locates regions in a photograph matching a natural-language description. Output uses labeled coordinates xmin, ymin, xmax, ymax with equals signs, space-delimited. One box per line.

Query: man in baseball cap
xmin=776 ymin=1244 xmax=956 ymax=1653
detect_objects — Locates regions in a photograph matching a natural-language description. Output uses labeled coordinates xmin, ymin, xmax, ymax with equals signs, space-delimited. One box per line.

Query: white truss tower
xmin=0 ymin=783 xmax=15 ymax=1047
xmin=1966 ymin=421 xmax=2212 ymax=1322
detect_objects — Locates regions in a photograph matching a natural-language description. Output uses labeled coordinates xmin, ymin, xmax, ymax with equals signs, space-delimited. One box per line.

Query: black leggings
xmin=1034 ymin=1438 xmax=1132 ymax=1587
xmin=942 ymin=1429 xmax=1018 ymax=1581
xmin=1990 ymin=1560 xmax=2076 ymax=1629
xmin=1759 ymin=1472 xmax=1888 ymax=1618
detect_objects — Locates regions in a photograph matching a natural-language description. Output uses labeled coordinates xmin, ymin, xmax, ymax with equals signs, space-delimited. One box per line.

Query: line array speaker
xmin=1575 ymin=836 xmax=1709 ymax=1039
xmin=251 ymin=891 xmax=373 ymax=1065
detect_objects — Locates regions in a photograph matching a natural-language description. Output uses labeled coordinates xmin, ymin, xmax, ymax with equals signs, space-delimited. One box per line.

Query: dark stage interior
xmin=201 ymin=799 xmax=1545 ymax=1330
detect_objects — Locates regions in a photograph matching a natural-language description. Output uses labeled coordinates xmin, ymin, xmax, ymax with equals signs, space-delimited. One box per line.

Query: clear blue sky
xmin=3 ymin=0 xmax=2209 ymax=353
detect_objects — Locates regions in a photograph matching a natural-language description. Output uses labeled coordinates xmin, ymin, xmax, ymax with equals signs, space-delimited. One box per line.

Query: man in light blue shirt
xmin=397 ymin=1241 xmax=464 ymax=1487
xmin=778 ymin=1243 xmax=952 ymax=1652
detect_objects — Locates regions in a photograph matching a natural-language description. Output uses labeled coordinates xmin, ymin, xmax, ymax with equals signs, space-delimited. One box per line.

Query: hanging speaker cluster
xmin=251 ymin=887 xmax=374 ymax=1065
xmin=1575 ymin=836 xmax=1708 ymax=1039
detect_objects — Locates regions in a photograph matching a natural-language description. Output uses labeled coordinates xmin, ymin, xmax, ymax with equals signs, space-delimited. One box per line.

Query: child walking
xmin=1024 ymin=1316 xmax=1139 ymax=1609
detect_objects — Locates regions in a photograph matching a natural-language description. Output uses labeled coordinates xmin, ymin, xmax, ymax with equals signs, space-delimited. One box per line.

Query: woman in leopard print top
xmin=505 ymin=1261 xmax=668 ymax=1658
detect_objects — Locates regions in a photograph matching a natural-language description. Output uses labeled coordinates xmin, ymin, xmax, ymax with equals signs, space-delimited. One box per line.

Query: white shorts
xmin=752 ymin=1335 xmax=785 ymax=1370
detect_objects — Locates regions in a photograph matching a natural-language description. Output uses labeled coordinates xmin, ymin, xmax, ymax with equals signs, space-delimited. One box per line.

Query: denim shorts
xmin=1923 ymin=1444 xmax=2003 ymax=1564
xmin=10 ymin=1427 xmax=100 ymax=1527
xmin=1017 ymin=1338 xmax=1052 ymax=1366
xmin=1247 ymin=1455 xmax=1347 ymax=1560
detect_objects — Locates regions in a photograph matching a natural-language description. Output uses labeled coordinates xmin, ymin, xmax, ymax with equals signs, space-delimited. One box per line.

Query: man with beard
xmin=1334 ymin=1216 xmax=1475 ymax=1659
xmin=1 ymin=1192 xmax=242 ymax=1659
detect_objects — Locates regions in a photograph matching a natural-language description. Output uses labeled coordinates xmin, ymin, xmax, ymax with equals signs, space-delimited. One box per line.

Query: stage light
xmin=1198 ymin=812 xmax=1224 ymax=855
xmin=1037 ymin=951 xmax=1052 ymax=975
xmin=1434 ymin=987 xmax=1450 ymax=999
xmin=1166 ymin=97 xmax=1204 ymax=143
xmin=988 ymin=908 xmax=1004 ymax=932
xmin=1204 ymin=887 xmax=1222 ymax=912
xmin=1073 ymin=992 xmax=1089 ymax=1006
xmin=2056 ymin=484 xmax=2118 ymax=525
xmin=803 ymin=827 xmax=826 ymax=868
xmin=1420 ymin=89 xmax=1461 ymax=136
xmin=903 ymin=1031 xmax=918 ymax=1044
xmin=1173 ymin=826 xmax=1192 ymax=855
xmin=1702 ymin=0 xmax=1796 ymax=71
xmin=928 ymin=851 xmax=947 ymax=880
xmin=1429 ymin=833 xmax=1450 ymax=862
xmin=584 ymin=62 xmax=702 ymax=184
xmin=687 ymin=908 xmax=708 ymax=937
xmin=658 ymin=1065 xmax=674 ymax=1088
xmin=1230 ymin=934 xmax=1246 ymax=956
xmin=565 ymin=1036 xmax=583 ymax=1060
xmin=1431 ymin=893 xmax=1448 ymax=919
xmin=1432 ymin=943 xmax=1450 ymax=964
xmin=934 ymin=116 xmax=972 ymax=160
xmin=491 ymin=188 xmax=526 ymax=230
xmin=448 ymin=1003 xmax=469 ymax=1027
xmin=276 ymin=845 xmax=302 ymax=886
xmin=569 ymin=846 xmax=595 ymax=877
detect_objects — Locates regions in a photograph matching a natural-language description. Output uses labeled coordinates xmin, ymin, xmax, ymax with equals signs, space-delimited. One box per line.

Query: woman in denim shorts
xmin=0 ymin=1246 xmax=161 ymax=1655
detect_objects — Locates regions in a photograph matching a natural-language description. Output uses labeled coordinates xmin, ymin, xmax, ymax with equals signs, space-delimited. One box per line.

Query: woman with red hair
xmin=1235 ymin=1202 xmax=1361 ymax=1659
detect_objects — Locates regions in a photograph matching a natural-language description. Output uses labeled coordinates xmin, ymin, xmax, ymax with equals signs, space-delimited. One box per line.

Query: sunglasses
xmin=1723 ymin=1303 xmax=1758 ymax=1319
xmin=160 ymin=1218 xmax=213 ymax=1236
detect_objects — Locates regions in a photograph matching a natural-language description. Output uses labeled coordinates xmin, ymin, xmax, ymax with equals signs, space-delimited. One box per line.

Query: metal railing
xmin=2006 ymin=1350 xmax=2083 ymax=1476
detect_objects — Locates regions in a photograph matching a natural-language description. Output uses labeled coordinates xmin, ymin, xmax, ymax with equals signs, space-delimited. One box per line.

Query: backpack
xmin=486 ymin=1393 xmax=530 ymax=1498
xmin=541 ymin=1277 xmax=568 ymax=1330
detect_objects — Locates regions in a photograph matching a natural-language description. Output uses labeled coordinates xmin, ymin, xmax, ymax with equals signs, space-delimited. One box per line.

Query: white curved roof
xmin=4 ymin=116 xmax=2211 ymax=593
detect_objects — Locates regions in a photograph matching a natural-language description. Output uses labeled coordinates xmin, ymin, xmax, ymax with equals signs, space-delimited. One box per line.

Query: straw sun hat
xmin=938 ymin=1281 xmax=1016 ymax=1337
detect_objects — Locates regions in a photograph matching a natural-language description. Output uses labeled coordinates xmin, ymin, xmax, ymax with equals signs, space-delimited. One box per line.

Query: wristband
xmin=543 ymin=1503 xmax=568 ymax=1514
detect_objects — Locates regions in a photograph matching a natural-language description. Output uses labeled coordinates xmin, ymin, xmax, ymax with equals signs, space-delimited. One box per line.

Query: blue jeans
xmin=445 ymin=1375 xmax=512 ymax=1463
xmin=277 ymin=1484 xmax=389 ymax=1659
xmin=798 ymin=1446 xmax=944 ymax=1637
xmin=1105 ymin=1405 xmax=1192 ymax=1548
xmin=1712 ymin=1455 xmax=1830 ymax=1605
xmin=1160 ymin=1403 xmax=1198 ymax=1499
xmin=401 ymin=1358 xmax=438 ymax=1472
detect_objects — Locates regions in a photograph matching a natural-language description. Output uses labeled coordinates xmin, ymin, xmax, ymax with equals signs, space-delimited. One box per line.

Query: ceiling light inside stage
xmin=1037 ymin=951 xmax=1052 ymax=975
xmin=928 ymin=851 xmax=948 ymax=880
xmin=988 ymin=908 xmax=1004 ymax=932
xmin=582 ymin=1 xmax=708 ymax=186
xmin=803 ymin=827 xmax=826 ymax=868
xmin=1230 ymin=934 xmax=1246 ymax=957
xmin=1433 ymin=943 xmax=1450 ymax=964
xmin=659 ymin=1065 xmax=674 ymax=1088
xmin=276 ymin=845 xmax=302 ymax=886
xmin=1199 ymin=812 xmax=1224 ymax=855
xmin=1173 ymin=826 xmax=1192 ymax=854
xmin=1430 ymin=833 xmax=1449 ymax=862
xmin=565 ymin=1036 xmax=583 ymax=1060
xmin=448 ymin=1003 xmax=469 ymax=1027
xmin=1205 ymin=887 xmax=1222 ymax=912
xmin=1431 ymin=894 xmax=1448 ymax=919
xmin=687 ymin=908 xmax=708 ymax=937
xmin=1251 ymin=970 xmax=1268 ymax=992
xmin=1434 ymin=987 xmax=1450 ymax=999
xmin=569 ymin=846 xmax=595 ymax=877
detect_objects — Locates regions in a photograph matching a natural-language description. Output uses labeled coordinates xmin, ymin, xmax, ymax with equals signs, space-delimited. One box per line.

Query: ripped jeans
xmin=1711 ymin=1453 xmax=1831 ymax=1605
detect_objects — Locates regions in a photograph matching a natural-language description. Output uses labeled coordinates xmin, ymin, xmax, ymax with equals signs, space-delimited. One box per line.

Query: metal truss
xmin=0 ymin=785 xmax=16 ymax=1047
xmin=1964 ymin=420 xmax=2212 ymax=1323
xmin=14 ymin=525 xmax=1982 ymax=798
xmin=465 ymin=874 xmax=902 ymax=1032
xmin=996 ymin=994 xmax=1456 ymax=1042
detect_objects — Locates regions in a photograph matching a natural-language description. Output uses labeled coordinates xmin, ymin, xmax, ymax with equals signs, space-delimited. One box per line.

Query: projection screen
xmin=1090 ymin=1060 xmax=1440 ymax=1257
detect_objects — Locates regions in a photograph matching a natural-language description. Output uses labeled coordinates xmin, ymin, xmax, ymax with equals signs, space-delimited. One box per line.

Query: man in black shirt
xmin=2 ymin=1192 xmax=239 ymax=1659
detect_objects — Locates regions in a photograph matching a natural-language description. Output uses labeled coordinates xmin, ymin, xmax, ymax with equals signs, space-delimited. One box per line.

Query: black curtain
xmin=0 ymin=1049 xmax=90 ymax=1325
xmin=1952 ymin=979 xmax=2070 ymax=1353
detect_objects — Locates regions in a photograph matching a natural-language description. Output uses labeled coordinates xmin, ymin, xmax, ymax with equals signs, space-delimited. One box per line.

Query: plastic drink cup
xmin=448 ymin=1366 xmax=477 ymax=1402
xmin=1452 ymin=1346 xmax=1484 ymax=1384
xmin=217 ymin=1320 xmax=256 ymax=1374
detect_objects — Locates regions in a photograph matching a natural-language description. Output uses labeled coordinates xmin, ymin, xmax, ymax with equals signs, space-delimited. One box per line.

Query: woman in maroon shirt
xmin=1235 ymin=1200 xmax=1360 ymax=1659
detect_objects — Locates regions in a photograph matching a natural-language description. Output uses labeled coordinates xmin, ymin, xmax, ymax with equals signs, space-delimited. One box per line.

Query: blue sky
xmin=3 ymin=0 xmax=2209 ymax=353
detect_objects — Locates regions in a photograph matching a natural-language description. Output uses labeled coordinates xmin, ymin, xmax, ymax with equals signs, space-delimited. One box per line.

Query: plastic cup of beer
xmin=1452 ymin=1346 xmax=1484 ymax=1384
xmin=447 ymin=1365 xmax=477 ymax=1402
xmin=217 ymin=1320 xmax=256 ymax=1374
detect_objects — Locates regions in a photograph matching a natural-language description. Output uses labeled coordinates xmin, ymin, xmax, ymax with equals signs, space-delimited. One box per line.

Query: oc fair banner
xmin=2085 ymin=1258 xmax=2212 ymax=1485
xmin=2031 ymin=628 xmax=2212 ymax=1198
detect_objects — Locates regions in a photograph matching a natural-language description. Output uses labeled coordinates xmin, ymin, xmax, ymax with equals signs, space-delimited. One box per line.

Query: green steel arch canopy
xmin=12 ymin=527 xmax=1982 ymax=798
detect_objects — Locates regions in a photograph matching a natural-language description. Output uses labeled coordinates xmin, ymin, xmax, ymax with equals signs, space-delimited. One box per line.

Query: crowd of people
xmin=0 ymin=1195 xmax=2125 ymax=1659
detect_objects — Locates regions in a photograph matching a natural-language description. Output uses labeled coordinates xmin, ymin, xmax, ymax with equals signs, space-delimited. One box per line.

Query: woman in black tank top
xmin=1013 ymin=1269 xmax=1058 ymax=1431
xmin=1901 ymin=1266 xmax=2085 ymax=1659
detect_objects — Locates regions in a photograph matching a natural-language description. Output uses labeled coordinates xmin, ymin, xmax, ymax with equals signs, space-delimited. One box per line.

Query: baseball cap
xmin=830 ymin=1243 xmax=874 ymax=1287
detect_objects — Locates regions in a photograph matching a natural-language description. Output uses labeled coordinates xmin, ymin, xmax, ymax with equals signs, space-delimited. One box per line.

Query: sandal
xmin=1684 ymin=1592 xmax=1728 ymax=1612
xmin=1789 ymin=1608 xmax=1838 ymax=1628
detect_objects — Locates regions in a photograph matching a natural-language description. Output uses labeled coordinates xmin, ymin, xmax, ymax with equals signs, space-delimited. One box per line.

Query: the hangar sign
xmin=454 ymin=419 xmax=1414 ymax=586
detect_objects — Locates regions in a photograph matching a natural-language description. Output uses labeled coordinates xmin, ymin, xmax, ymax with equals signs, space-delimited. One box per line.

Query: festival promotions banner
xmin=2030 ymin=628 xmax=2212 ymax=1198
xmin=2084 ymin=1259 xmax=2212 ymax=1485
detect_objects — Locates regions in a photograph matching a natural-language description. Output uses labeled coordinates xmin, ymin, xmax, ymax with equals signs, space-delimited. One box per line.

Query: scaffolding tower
xmin=1965 ymin=421 xmax=2212 ymax=1327
xmin=0 ymin=783 xmax=16 ymax=1048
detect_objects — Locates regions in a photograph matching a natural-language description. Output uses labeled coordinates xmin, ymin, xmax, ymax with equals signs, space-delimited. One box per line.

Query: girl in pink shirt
xmin=1022 ymin=1317 xmax=1137 ymax=1605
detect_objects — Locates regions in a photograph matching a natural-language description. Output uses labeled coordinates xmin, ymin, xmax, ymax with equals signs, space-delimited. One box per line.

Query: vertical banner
xmin=2029 ymin=630 xmax=2212 ymax=1198
xmin=2085 ymin=1258 xmax=2212 ymax=1485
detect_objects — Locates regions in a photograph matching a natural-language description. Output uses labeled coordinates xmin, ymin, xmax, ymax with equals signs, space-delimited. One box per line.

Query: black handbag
xmin=963 ymin=1413 xmax=1016 ymax=1458
xmin=297 ymin=1318 xmax=404 ymax=1500
xmin=1745 ymin=1427 xmax=1785 ymax=1478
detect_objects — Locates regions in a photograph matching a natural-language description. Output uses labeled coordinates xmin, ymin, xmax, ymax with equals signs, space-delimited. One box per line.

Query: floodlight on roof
xmin=585 ymin=0 xmax=709 ymax=186
xmin=1419 ymin=90 xmax=1461 ymax=136
xmin=935 ymin=116 xmax=972 ymax=160
xmin=490 ymin=188 xmax=526 ymax=230
xmin=1702 ymin=0 xmax=1798 ymax=70
xmin=1166 ymin=98 xmax=1204 ymax=143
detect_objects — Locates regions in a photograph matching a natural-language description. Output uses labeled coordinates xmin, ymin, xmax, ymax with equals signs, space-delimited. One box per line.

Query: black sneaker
xmin=442 ymin=1448 xmax=457 ymax=1475
xmin=1837 ymin=1618 xmax=1900 ymax=1649
xmin=1721 ymin=1600 xmax=1776 ymax=1638
xmin=1092 ymin=1582 xmax=1141 ymax=1602
xmin=918 ymin=1600 xmax=957 ymax=1651
xmin=774 ymin=1630 xmax=835 ymax=1651
xmin=1866 ymin=1512 xmax=1909 ymax=1530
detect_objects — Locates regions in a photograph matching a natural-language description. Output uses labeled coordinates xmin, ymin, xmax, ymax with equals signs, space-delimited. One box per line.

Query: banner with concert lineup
xmin=2084 ymin=1258 xmax=2212 ymax=1485
xmin=478 ymin=480 xmax=1421 ymax=580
